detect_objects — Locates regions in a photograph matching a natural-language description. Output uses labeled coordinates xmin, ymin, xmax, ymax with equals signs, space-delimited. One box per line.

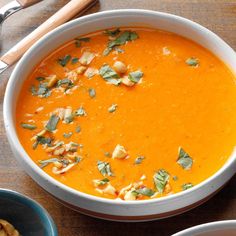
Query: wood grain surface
xmin=0 ymin=1 xmax=236 ymax=235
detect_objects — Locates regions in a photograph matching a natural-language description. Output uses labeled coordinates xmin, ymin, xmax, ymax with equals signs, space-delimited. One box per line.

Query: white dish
xmin=173 ymin=220 xmax=236 ymax=236
xmin=3 ymin=9 xmax=236 ymax=221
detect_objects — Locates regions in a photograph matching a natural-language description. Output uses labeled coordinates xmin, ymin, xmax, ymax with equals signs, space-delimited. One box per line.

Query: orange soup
xmin=16 ymin=28 xmax=236 ymax=200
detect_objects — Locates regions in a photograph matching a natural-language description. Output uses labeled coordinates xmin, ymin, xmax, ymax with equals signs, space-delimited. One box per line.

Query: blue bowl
xmin=0 ymin=189 xmax=58 ymax=236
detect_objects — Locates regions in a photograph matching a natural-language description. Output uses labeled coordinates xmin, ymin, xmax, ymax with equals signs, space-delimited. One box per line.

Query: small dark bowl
xmin=0 ymin=189 xmax=58 ymax=236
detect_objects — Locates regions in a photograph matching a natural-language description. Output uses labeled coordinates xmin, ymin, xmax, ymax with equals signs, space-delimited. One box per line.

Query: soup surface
xmin=16 ymin=28 xmax=236 ymax=200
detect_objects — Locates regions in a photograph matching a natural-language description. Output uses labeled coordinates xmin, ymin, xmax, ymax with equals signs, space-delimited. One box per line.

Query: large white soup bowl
xmin=3 ymin=10 xmax=236 ymax=221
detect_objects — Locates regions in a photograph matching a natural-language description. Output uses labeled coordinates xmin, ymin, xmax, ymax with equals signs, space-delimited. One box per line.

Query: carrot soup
xmin=16 ymin=28 xmax=236 ymax=200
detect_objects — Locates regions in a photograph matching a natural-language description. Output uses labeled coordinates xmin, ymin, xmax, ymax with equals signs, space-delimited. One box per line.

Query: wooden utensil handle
xmin=1 ymin=0 xmax=96 ymax=66
xmin=17 ymin=0 xmax=42 ymax=8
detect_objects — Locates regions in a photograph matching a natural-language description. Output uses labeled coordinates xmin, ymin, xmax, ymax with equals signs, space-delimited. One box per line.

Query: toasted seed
xmin=112 ymin=144 xmax=128 ymax=159
xmin=76 ymin=66 xmax=87 ymax=74
xmin=113 ymin=61 xmax=127 ymax=74
xmin=52 ymin=163 xmax=76 ymax=174
xmin=53 ymin=147 xmax=65 ymax=156
xmin=64 ymin=107 xmax=72 ymax=123
xmin=47 ymin=75 xmax=58 ymax=88
xmin=124 ymin=190 xmax=136 ymax=201
xmin=53 ymin=161 xmax=63 ymax=169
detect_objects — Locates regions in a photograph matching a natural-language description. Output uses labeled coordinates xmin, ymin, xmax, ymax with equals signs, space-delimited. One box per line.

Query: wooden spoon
xmin=0 ymin=0 xmax=97 ymax=75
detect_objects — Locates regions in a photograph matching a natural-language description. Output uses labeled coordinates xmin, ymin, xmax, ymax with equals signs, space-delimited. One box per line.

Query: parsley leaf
xmin=75 ymin=37 xmax=90 ymax=47
xmin=75 ymin=106 xmax=86 ymax=116
xmin=186 ymin=57 xmax=199 ymax=67
xmin=39 ymin=158 xmax=59 ymax=169
xmin=128 ymin=70 xmax=143 ymax=83
xmin=177 ymin=147 xmax=193 ymax=170
xmin=104 ymin=28 xmax=121 ymax=37
xmin=97 ymin=178 xmax=110 ymax=186
xmin=57 ymin=78 xmax=74 ymax=88
xmin=88 ymin=88 xmax=96 ymax=98
xmin=33 ymin=136 xmax=53 ymax=149
xmin=58 ymin=55 xmax=71 ymax=67
xmin=31 ymin=83 xmax=51 ymax=98
xmin=132 ymin=187 xmax=155 ymax=197
xmin=97 ymin=161 xmax=113 ymax=176
xmin=63 ymin=132 xmax=73 ymax=138
xmin=182 ymin=183 xmax=194 ymax=191
xmin=103 ymin=31 xmax=138 ymax=55
xmin=75 ymin=126 xmax=81 ymax=133
xmin=45 ymin=115 xmax=60 ymax=132
xmin=99 ymin=64 xmax=121 ymax=85
xmin=36 ymin=76 xmax=45 ymax=81
xmin=71 ymin=57 xmax=79 ymax=64
xmin=153 ymin=169 xmax=170 ymax=194
xmin=21 ymin=123 xmax=37 ymax=130
xmin=134 ymin=156 xmax=145 ymax=164
xmin=104 ymin=152 xmax=111 ymax=157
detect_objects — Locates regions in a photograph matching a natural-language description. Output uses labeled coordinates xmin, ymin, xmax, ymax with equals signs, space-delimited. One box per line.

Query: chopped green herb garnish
xmin=75 ymin=126 xmax=81 ymax=133
xmin=60 ymin=159 xmax=70 ymax=166
xmin=99 ymin=64 xmax=121 ymax=85
xmin=104 ymin=28 xmax=121 ymax=37
xmin=97 ymin=161 xmax=113 ymax=176
xmin=75 ymin=106 xmax=86 ymax=116
xmin=177 ymin=147 xmax=193 ymax=170
xmin=108 ymin=104 xmax=117 ymax=113
xmin=36 ymin=76 xmax=45 ymax=81
xmin=30 ymin=85 xmax=37 ymax=95
xmin=31 ymin=83 xmax=51 ymax=97
xmin=182 ymin=183 xmax=194 ymax=191
xmin=134 ymin=156 xmax=145 ymax=164
xmin=45 ymin=115 xmax=60 ymax=132
xmin=63 ymin=132 xmax=73 ymax=138
xmin=103 ymin=31 xmax=139 ymax=55
xmin=173 ymin=176 xmax=178 ymax=181
xmin=128 ymin=70 xmax=143 ymax=83
xmin=38 ymin=83 xmax=51 ymax=96
xmin=57 ymin=79 xmax=74 ymax=89
xmin=75 ymin=156 xmax=82 ymax=163
xmin=58 ymin=55 xmax=71 ymax=67
xmin=39 ymin=158 xmax=59 ymax=168
xmin=33 ymin=136 xmax=53 ymax=149
xmin=114 ymin=47 xmax=124 ymax=53
xmin=103 ymin=47 xmax=112 ymax=56
xmin=37 ymin=136 xmax=53 ymax=145
xmin=97 ymin=178 xmax=110 ymax=186
xmin=75 ymin=37 xmax=90 ymax=47
xmin=104 ymin=152 xmax=111 ymax=157
xmin=132 ymin=187 xmax=155 ymax=197
xmin=88 ymin=88 xmax=96 ymax=98
xmin=186 ymin=57 xmax=199 ymax=67
xmin=71 ymin=57 xmax=79 ymax=64
xmin=21 ymin=123 xmax=37 ymax=130
xmin=153 ymin=169 xmax=170 ymax=194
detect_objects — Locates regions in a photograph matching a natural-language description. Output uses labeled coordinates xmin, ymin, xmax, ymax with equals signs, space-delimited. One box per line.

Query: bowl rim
xmin=3 ymin=9 xmax=236 ymax=207
xmin=172 ymin=220 xmax=236 ymax=235
xmin=0 ymin=188 xmax=58 ymax=235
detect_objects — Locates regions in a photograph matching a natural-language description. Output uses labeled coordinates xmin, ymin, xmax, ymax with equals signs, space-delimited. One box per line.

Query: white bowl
xmin=3 ymin=9 xmax=236 ymax=222
xmin=173 ymin=220 xmax=236 ymax=236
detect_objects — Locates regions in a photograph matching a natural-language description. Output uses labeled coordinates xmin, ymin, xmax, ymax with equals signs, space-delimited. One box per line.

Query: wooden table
xmin=0 ymin=0 xmax=236 ymax=235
